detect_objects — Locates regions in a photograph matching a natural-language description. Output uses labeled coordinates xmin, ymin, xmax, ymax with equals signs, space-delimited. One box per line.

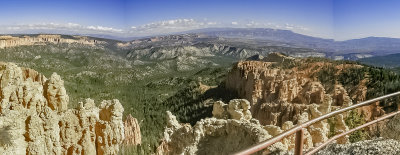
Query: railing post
xmin=294 ymin=128 xmax=304 ymax=155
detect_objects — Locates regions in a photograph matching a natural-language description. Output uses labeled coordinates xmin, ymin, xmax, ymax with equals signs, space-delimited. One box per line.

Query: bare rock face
xmin=0 ymin=35 xmax=104 ymax=48
xmin=0 ymin=62 xmax=124 ymax=155
xmin=156 ymin=100 xmax=289 ymax=155
xmin=123 ymin=114 xmax=142 ymax=145
xmin=357 ymin=102 xmax=386 ymax=137
xmin=212 ymin=99 xmax=252 ymax=121
xmin=225 ymin=57 xmax=354 ymax=110
xmin=332 ymin=84 xmax=353 ymax=107
xmin=334 ymin=114 xmax=349 ymax=144
xmin=45 ymin=73 xmax=69 ymax=112
xmin=225 ymin=54 xmax=354 ymax=147
xmin=156 ymin=99 xmax=346 ymax=154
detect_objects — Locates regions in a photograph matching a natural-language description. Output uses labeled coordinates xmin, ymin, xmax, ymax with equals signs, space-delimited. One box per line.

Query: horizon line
xmin=1 ymin=27 xmax=398 ymax=42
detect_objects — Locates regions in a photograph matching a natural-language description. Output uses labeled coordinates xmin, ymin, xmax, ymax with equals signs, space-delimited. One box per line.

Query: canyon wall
xmin=157 ymin=53 xmax=398 ymax=154
xmin=0 ymin=62 xmax=134 ymax=155
xmin=225 ymin=53 xmax=354 ymax=126
xmin=222 ymin=53 xmax=361 ymax=146
xmin=0 ymin=35 xmax=105 ymax=48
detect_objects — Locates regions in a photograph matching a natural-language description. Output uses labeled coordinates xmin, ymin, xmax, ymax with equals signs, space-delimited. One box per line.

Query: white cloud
xmin=231 ymin=22 xmax=238 ymax=25
xmin=67 ymin=23 xmax=80 ymax=27
xmin=86 ymin=25 xmax=123 ymax=32
xmin=129 ymin=19 xmax=212 ymax=36
xmin=285 ymin=23 xmax=294 ymax=29
xmin=244 ymin=21 xmax=261 ymax=27
xmin=282 ymin=23 xmax=311 ymax=32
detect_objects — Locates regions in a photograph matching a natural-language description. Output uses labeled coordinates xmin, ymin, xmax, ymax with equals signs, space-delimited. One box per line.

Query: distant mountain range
xmin=186 ymin=28 xmax=400 ymax=55
xmin=4 ymin=27 xmax=400 ymax=62
xmin=185 ymin=28 xmax=334 ymax=49
xmin=89 ymin=28 xmax=400 ymax=59
xmin=335 ymin=37 xmax=400 ymax=55
xmin=358 ymin=53 xmax=400 ymax=68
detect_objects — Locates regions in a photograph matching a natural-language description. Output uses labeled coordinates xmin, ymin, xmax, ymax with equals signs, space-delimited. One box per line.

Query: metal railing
xmin=235 ymin=91 xmax=400 ymax=155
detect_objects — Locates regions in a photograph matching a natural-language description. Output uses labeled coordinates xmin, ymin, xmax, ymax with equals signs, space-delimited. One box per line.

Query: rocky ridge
xmin=0 ymin=62 xmax=139 ymax=154
xmin=225 ymin=53 xmax=357 ymax=107
xmin=156 ymin=99 xmax=350 ymax=154
xmin=222 ymin=53 xmax=375 ymax=147
xmin=155 ymin=53 xmax=376 ymax=154
xmin=126 ymin=43 xmax=261 ymax=60
xmin=0 ymin=35 xmax=105 ymax=48
xmin=225 ymin=53 xmax=357 ymax=133
xmin=123 ymin=34 xmax=324 ymax=60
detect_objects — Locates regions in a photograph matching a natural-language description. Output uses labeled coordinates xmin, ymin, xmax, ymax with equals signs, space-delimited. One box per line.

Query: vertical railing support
xmin=294 ymin=128 xmax=304 ymax=155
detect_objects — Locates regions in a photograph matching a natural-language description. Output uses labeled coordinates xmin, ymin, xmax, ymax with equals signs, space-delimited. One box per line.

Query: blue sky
xmin=0 ymin=0 xmax=398 ymax=40
xmin=334 ymin=0 xmax=400 ymax=40
xmin=126 ymin=0 xmax=332 ymax=38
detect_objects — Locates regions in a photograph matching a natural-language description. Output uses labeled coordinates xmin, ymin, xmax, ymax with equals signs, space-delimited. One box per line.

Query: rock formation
xmin=0 ymin=62 xmax=124 ymax=155
xmin=225 ymin=53 xmax=355 ymax=108
xmin=156 ymin=98 xmax=349 ymax=154
xmin=224 ymin=53 xmax=356 ymax=146
xmin=156 ymin=99 xmax=283 ymax=155
xmin=357 ymin=101 xmax=386 ymax=137
xmin=0 ymin=35 xmax=104 ymax=48
xmin=123 ymin=114 xmax=142 ymax=145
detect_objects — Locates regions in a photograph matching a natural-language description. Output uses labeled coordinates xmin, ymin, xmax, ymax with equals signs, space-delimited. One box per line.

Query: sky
xmin=126 ymin=0 xmax=333 ymax=38
xmin=333 ymin=0 xmax=400 ymax=40
xmin=0 ymin=0 xmax=398 ymax=40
